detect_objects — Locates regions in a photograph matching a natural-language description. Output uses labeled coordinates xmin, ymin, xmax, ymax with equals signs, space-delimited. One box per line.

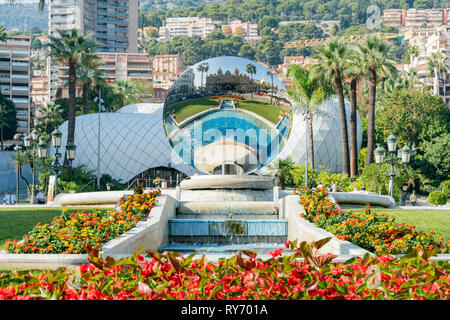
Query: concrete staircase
xmin=159 ymin=191 xmax=288 ymax=256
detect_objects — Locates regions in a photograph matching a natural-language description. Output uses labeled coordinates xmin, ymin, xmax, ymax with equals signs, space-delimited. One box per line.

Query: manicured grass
xmin=351 ymin=208 xmax=450 ymax=241
xmin=168 ymin=97 xmax=219 ymax=123
xmin=168 ymin=97 xmax=287 ymax=125
xmin=236 ymin=99 xmax=285 ymax=124
xmin=0 ymin=207 xmax=108 ymax=249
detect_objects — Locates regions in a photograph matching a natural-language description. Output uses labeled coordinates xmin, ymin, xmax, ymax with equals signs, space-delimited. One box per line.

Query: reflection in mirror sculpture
xmin=163 ymin=56 xmax=293 ymax=175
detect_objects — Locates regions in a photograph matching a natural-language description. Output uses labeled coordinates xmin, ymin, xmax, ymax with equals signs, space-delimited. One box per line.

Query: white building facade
xmin=158 ymin=17 xmax=217 ymax=41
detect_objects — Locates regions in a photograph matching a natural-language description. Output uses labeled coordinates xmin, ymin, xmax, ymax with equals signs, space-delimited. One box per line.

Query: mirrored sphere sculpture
xmin=163 ymin=56 xmax=293 ymax=175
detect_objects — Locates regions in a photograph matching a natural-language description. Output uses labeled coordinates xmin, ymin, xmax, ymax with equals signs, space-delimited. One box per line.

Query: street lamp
xmin=37 ymin=129 xmax=76 ymax=197
xmin=23 ymin=128 xmax=39 ymax=204
xmin=94 ymin=91 xmax=105 ymax=191
xmin=14 ymin=133 xmax=25 ymax=202
xmin=374 ymin=132 xmax=411 ymax=199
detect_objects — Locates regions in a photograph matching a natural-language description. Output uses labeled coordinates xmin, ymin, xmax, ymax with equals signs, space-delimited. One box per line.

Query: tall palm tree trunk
xmin=307 ymin=112 xmax=314 ymax=169
xmin=350 ymin=79 xmax=358 ymax=177
xmin=65 ymin=59 xmax=77 ymax=166
xmin=335 ymin=69 xmax=350 ymax=176
xmin=366 ymin=69 xmax=377 ymax=166
xmin=433 ymin=67 xmax=439 ymax=95
xmin=0 ymin=126 xmax=3 ymax=151
xmin=82 ymin=81 xmax=89 ymax=115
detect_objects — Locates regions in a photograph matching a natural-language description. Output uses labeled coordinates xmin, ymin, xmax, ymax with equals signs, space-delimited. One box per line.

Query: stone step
xmin=168 ymin=219 xmax=288 ymax=244
xmin=178 ymin=201 xmax=277 ymax=215
xmin=176 ymin=213 xmax=278 ymax=220
xmin=159 ymin=243 xmax=288 ymax=258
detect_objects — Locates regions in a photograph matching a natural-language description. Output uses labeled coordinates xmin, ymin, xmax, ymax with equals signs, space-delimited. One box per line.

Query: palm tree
xmin=405 ymin=68 xmax=418 ymax=88
xmin=246 ymin=63 xmax=257 ymax=97
xmin=268 ymin=157 xmax=295 ymax=190
xmin=37 ymin=102 xmax=64 ymax=135
xmin=37 ymin=0 xmax=45 ymax=11
xmin=11 ymin=151 xmax=32 ymax=198
xmin=111 ymin=80 xmax=141 ymax=111
xmin=427 ymin=51 xmax=448 ymax=96
xmin=267 ymin=70 xmax=274 ymax=104
xmin=77 ymin=57 xmax=103 ymax=114
xmin=384 ymin=76 xmax=411 ymax=94
xmin=287 ymin=65 xmax=328 ymax=170
xmin=48 ymin=29 xmax=97 ymax=165
xmin=345 ymin=47 xmax=365 ymax=177
xmin=355 ymin=36 xmax=397 ymax=167
xmin=0 ymin=26 xmax=7 ymax=42
xmin=310 ymin=38 xmax=350 ymax=176
xmin=197 ymin=62 xmax=209 ymax=88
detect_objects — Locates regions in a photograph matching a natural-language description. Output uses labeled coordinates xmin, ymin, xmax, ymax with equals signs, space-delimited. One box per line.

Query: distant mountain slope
xmin=0 ymin=3 xmax=48 ymax=32
xmin=141 ymin=0 xmax=225 ymax=12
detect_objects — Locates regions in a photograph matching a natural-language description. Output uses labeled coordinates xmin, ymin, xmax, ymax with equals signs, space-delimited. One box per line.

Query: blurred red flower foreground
xmin=1 ymin=238 xmax=448 ymax=300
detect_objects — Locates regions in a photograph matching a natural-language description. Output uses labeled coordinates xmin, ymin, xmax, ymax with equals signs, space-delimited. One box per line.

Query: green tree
xmin=345 ymin=46 xmax=365 ymax=176
xmin=246 ymin=63 xmax=257 ymax=97
xmin=355 ymin=36 xmax=397 ymax=167
xmin=0 ymin=95 xmax=17 ymax=150
xmin=426 ymin=52 xmax=448 ymax=96
xmin=48 ymin=29 xmax=97 ymax=165
xmin=11 ymin=151 xmax=32 ymax=198
xmin=37 ymin=103 xmax=64 ymax=136
xmin=287 ymin=64 xmax=328 ymax=169
xmin=268 ymin=157 xmax=296 ymax=190
xmin=111 ymin=80 xmax=141 ymax=111
xmin=197 ymin=62 xmax=209 ymax=88
xmin=77 ymin=54 xmax=102 ymax=115
xmin=414 ymin=0 xmax=434 ymax=9
xmin=0 ymin=26 xmax=7 ymax=42
xmin=377 ymin=88 xmax=450 ymax=146
xmin=310 ymin=38 xmax=350 ymax=176
xmin=422 ymin=133 xmax=450 ymax=180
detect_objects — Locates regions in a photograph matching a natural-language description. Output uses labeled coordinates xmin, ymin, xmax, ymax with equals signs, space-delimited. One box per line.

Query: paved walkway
xmin=397 ymin=205 xmax=450 ymax=210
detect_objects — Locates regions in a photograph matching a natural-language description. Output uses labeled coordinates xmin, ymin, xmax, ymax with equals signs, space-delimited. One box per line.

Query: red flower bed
xmin=0 ymin=239 xmax=448 ymax=300
xmin=297 ymin=188 xmax=450 ymax=255
xmin=5 ymin=185 xmax=161 ymax=254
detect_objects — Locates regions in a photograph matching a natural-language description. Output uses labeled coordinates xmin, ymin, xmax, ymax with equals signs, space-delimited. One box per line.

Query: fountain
xmin=158 ymin=57 xmax=293 ymax=257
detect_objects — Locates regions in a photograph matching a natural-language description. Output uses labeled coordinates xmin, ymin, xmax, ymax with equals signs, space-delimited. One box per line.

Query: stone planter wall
xmin=279 ymin=195 xmax=371 ymax=256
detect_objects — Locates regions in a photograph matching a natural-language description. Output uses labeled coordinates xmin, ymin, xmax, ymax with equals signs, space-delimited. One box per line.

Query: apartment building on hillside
xmin=222 ymin=19 xmax=259 ymax=41
xmin=158 ymin=17 xmax=217 ymax=41
xmin=383 ymin=8 xmax=450 ymax=27
xmin=55 ymin=52 xmax=153 ymax=99
xmin=48 ymin=0 xmax=138 ymax=101
xmin=0 ymin=36 xmax=32 ymax=134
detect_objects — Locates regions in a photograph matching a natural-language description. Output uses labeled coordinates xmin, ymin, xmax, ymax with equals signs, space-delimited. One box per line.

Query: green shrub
xmin=443 ymin=180 xmax=450 ymax=198
xmin=428 ymin=191 xmax=448 ymax=206
xmin=57 ymin=180 xmax=79 ymax=193
xmin=287 ymin=164 xmax=318 ymax=188
xmin=316 ymin=166 xmax=351 ymax=191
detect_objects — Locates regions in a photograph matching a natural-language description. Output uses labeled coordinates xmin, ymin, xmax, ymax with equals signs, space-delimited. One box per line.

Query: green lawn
xmin=351 ymin=208 xmax=450 ymax=241
xmin=236 ymin=99 xmax=285 ymax=125
xmin=0 ymin=207 xmax=108 ymax=249
xmin=168 ymin=97 xmax=219 ymax=123
xmin=167 ymin=97 xmax=287 ymax=125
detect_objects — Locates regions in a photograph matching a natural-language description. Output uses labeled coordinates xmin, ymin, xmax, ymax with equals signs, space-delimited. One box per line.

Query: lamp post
xmin=37 ymin=128 xmax=76 ymax=197
xmin=13 ymin=133 xmax=25 ymax=202
xmin=374 ymin=132 xmax=411 ymax=199
xmin=23 ymin=129 xmax=39 ymax=204
xmin=303 ymin=111 xmax=310 ymax=189
xmin=94 ymin=91 xmax=105 ymax=191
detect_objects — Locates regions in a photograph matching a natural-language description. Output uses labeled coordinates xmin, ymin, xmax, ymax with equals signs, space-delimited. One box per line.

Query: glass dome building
xmin=52 ymin=58 xmax=362 ymax=187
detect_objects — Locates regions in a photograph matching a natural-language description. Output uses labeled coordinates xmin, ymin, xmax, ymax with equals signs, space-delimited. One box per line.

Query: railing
xmin=127 ymin=178 xmax=180 ymax=190
xmin=79 ymin=179 xmax=97 ymax=192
